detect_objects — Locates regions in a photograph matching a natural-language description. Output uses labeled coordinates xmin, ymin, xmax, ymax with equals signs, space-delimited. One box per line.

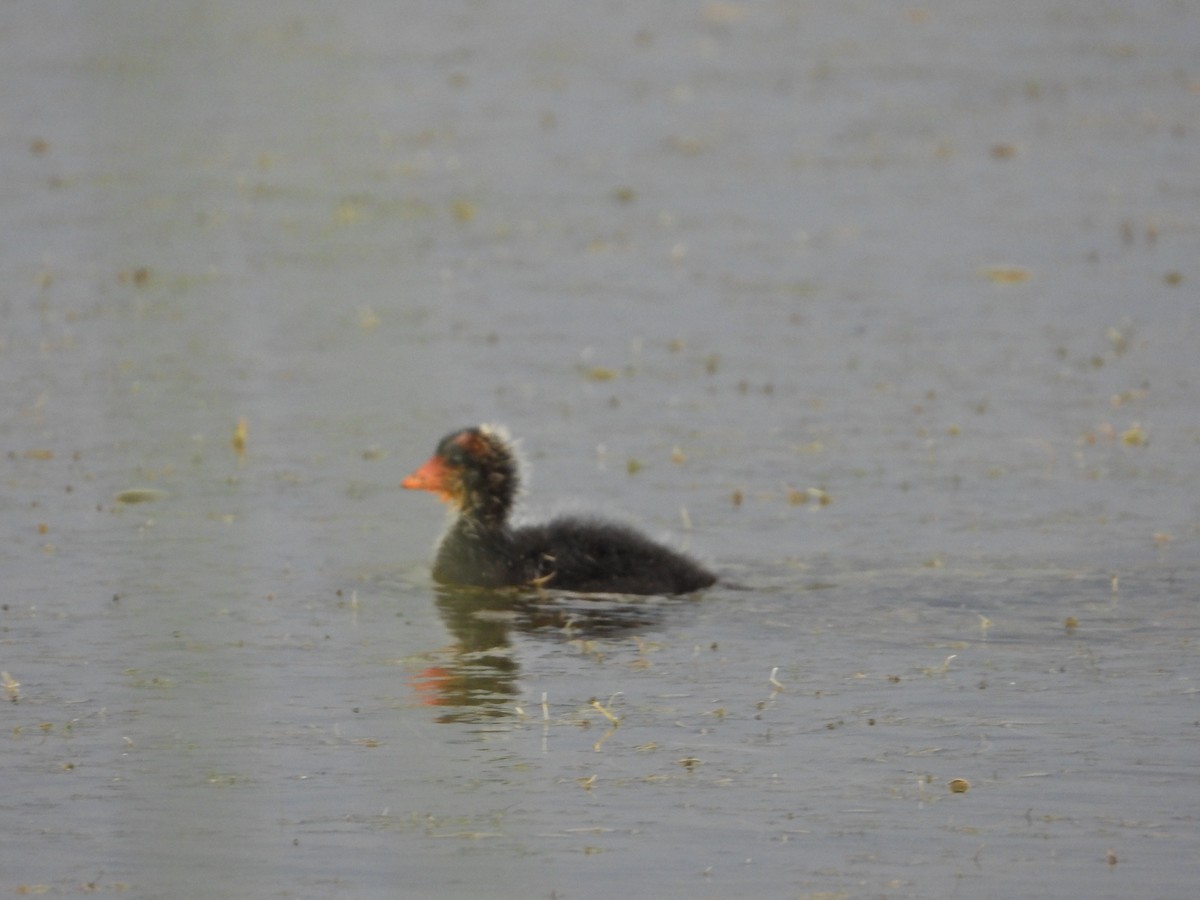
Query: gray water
xmin=3 ymin=2 xmax=1197 ymax=898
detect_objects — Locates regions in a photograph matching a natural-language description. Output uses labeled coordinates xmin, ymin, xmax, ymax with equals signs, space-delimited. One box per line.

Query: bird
xmin=402 ymin=425 xmax=716 ymax=595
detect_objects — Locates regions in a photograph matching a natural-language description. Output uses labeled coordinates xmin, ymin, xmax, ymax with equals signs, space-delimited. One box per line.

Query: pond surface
xmin=2 ymin=2 xmax=1197 ymax=898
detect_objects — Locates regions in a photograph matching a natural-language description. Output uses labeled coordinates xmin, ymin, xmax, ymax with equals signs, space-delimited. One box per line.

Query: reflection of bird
xmin=403 ymin=425 xmax=716 ymax=595
xmin=409 ymin=585 xmax=679 ymax=723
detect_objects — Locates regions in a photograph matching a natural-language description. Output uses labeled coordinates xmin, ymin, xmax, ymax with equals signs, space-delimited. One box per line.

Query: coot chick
xmin=402 ymin=425 xmax=716 ymax=595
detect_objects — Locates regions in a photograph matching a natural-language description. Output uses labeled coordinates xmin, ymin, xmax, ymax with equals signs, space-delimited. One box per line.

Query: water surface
xmin=2 ymin=2 xmax=1197 ymax=898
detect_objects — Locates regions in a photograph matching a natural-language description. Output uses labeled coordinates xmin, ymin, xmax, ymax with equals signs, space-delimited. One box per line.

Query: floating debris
xmin=1120 ymin=423 xmax=1146 ymax=446
xmin=925 ymin=654 xmax=957 ymax=676
xmin=593 ymin=727 xmax=617 ymax=753
xmin=768 ymin=666 xmax=784 ymax=691
xmin=982 ymin=265 xmax=1031 ymax=284
xmin=114 ymin=488 xmax=168 ymax=504
xmin=117 ymin=267 xmax=151 ymax=287
xmin=2 ymin=671 xmax=19 ymax=703
xmin=948 ymin=778 xmax=971 ymax=794
xmin=1110 ymin=388 xmax=1149 ymax=408
xmin=232 ymin=417 xmax=248 ymax=456
xmin=590 ymin=698 xmax=620 ymax=726
xmin=452 ymin=199 xmax=476 ymax=222
xmin=1107 ymin=323 xmax=1133 ymax=354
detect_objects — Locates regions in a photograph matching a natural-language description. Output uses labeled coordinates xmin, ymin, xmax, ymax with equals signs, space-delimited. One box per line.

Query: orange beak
xmin=402 ymin=455 xmax=454 ymax=502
